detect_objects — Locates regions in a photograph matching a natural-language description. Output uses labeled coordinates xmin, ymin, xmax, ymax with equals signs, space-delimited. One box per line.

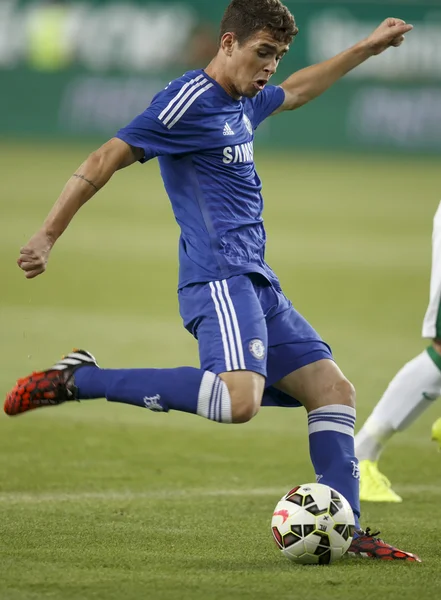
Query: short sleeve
xmin=115 ymin=103 xmax=204 ymax=163
xmin=247 ymin=85 xmax=285 ymax=130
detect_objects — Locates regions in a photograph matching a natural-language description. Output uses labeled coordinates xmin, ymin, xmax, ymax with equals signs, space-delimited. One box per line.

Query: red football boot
xmin=348 ymin=528 xmax=421 ymax=562
xmin=4 ymin=350 xmax=98 ymax=416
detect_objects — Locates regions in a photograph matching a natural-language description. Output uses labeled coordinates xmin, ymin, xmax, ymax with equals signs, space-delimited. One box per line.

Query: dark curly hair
xmin=219 ymin=0 xmax=298 ymax=46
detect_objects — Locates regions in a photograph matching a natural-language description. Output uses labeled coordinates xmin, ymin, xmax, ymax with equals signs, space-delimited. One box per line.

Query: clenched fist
xmin=17 ymin=231 xmax=54 ymax=279
xmin=366 ymin=18 xmax=413 ymax=56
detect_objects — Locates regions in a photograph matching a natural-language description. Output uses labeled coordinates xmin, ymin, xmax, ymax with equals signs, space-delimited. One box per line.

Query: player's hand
xmin=366 ymin=18 xmax=413 ymax=56
xmin=17 ymin=230 xmax=54 ymax=279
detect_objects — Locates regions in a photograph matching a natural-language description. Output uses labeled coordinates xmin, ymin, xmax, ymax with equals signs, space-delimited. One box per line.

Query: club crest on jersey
xmin=249 ymin=339 xmax=265 ymax=360
xmin=243 ymin=114 xmax=253 ymax=136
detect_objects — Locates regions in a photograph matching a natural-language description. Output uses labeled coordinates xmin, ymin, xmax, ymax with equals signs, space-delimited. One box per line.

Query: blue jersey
xmin=116 ymin=69 xmax=285 ymax=290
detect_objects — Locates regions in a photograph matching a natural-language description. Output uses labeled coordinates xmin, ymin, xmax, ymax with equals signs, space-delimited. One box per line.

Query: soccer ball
xmin=271 ymin=483 xmax=355 ymax=565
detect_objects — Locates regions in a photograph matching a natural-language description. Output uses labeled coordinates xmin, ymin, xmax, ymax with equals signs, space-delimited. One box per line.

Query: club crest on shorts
xmin=243 ymin=115 xmax=253 ymax=136
xmin=351 ymin=460 xmax=360 ymax=480
xmin=249 ymin=339 xmax=265 ymax=360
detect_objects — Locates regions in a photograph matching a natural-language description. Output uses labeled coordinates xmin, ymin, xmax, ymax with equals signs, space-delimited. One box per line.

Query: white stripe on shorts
xmin=209 ymin=280 xmax=246 ymax=372
xmin=214 ymin=281 xmax=240 ymax=370
xmin=221 ymin=280 xmax=246 ymax=370
xmin=209 ymin=282 xmax=232 ymax=371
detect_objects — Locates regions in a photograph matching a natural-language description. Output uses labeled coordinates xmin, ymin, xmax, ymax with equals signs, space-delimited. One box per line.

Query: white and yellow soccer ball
xmin=271 ymin=483 xmax=355 ymax=565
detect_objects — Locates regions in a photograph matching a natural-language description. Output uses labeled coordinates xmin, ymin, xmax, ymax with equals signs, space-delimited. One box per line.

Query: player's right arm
xmin=19 ymin=76 xmax=206 ymax=279
xmin=18 ymin=138 xmax=143 ymax=279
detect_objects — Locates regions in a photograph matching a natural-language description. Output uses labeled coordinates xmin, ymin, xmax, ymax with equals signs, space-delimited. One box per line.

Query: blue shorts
xmin=178 ymin=274 xmax=333 ymax=407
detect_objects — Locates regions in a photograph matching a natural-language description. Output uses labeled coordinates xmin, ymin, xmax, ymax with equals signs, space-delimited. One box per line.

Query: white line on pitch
xmin=0 ymin=484 xmax=439 ymax=504
xmin=0 ymin=487 xmax=286 ymax=504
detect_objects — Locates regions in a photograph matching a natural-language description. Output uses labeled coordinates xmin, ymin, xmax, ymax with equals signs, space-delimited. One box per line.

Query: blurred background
xmin=0 ymin=3 xmax=440 ymax=597
xmin=1 ymin=0 xmax=441 ymax=151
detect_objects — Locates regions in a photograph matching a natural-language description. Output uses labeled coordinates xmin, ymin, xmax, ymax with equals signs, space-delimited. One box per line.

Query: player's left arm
xmin=276 ymin=18 xmax=413 ymax=113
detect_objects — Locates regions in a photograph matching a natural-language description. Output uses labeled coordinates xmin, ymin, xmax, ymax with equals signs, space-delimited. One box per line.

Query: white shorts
xmin=422 ymin=201 xmax=441 ymax=339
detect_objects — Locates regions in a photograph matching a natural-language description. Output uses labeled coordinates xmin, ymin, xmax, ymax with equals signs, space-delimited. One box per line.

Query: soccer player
xmin=356 ymin=202 xmax=441 ymax=503
xmin=5 ymin=0 xmax=419 ymax=561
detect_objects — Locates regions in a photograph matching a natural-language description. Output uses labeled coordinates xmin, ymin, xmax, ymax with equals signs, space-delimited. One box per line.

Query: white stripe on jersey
xmin=166 ymin=82 xmax=214 ymax=129
xmin=158 ymin=74 xmax=205 ymax=122
xmin=221 ymin=280 xmax=246 ymax=370
xmin=209 ymin=282 xmax=232 ymax=372
xmin=161 ymin=77 xmax=207 ymax=126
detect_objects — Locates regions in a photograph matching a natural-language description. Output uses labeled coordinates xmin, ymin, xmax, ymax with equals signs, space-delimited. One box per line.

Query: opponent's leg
xmin=356 ymin=202 xmax=441 ymax=502
xmin=355 ymin=341 xmax=441 ymax=502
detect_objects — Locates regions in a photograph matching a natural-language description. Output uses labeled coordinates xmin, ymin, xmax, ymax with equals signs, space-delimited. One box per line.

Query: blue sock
xmin=74 ymin=366 xmax=232 ymax=423
xmin=308 ymin=405 xmax=361 ymax=530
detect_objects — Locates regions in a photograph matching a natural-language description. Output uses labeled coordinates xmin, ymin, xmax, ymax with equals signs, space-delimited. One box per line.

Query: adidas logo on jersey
xmin=223 ymin=122 xmax=235 ymax=136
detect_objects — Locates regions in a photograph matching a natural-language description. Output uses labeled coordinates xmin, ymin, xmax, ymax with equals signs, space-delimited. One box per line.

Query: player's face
xmin=230 ymin=31 xmax=289 ymax=98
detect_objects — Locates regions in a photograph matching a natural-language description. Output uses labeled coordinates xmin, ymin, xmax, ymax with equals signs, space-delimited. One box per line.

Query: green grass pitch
xmin=0 ymin=140 xmax=440 ymax=599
